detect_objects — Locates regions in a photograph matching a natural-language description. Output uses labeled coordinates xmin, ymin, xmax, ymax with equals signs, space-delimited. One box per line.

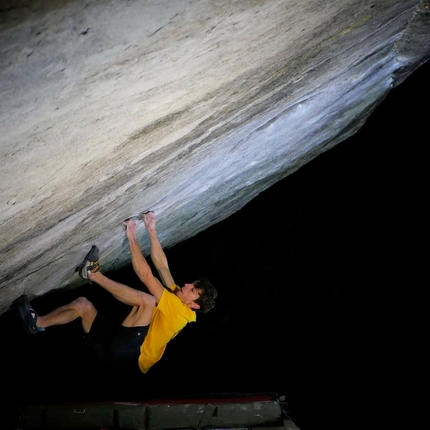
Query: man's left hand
xmin=124 ymin=218 xmax=137 ymax=239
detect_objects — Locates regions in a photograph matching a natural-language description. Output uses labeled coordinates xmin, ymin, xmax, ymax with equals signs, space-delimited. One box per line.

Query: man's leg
xmin=88 ymin=271 xmax=156 ymax=327
xmin=37 ymin=297 xmax=97 ymax=333
xmin=78 ymin=245 xmax=156 ymax=327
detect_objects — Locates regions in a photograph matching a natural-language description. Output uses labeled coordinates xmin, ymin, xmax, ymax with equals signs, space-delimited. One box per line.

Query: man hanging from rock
xmin=16 ymin=211 xmax=218 ymax=374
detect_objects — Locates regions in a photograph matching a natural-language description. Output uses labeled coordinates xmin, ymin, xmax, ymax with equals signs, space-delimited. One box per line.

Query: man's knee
xmin=73 ymin=297 xmax=97 ymax=332
xmin=73 ymin=297 xmax=96 ymax=315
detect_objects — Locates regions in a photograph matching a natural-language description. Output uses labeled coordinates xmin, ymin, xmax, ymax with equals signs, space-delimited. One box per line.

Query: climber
xmin=16 ymin=211 xmax=217 ymax=374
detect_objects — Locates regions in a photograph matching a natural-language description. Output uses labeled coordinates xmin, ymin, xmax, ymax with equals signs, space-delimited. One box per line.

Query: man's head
xmin=176 ymin=277 xmax=217 ymax=313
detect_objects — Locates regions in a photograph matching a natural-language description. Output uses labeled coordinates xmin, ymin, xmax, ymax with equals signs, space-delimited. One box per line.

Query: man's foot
xmin=16 ymin=294 xmax=44 ymax=335
xmin=75 ymin=245 xmax=100 ymax=281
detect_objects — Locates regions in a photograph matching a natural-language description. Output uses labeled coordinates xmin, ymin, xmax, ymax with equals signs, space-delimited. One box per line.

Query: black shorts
xmin=84 ymin=311 xmax=149 ymax=369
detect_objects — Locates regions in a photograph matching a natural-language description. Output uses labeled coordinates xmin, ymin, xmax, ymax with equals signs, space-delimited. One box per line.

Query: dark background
xmin=1 ymin=59 xmax=428 ymax=429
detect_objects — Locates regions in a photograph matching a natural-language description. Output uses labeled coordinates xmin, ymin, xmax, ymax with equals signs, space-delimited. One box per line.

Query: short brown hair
xmin=193 ymin=277 xmax=217 ymax=313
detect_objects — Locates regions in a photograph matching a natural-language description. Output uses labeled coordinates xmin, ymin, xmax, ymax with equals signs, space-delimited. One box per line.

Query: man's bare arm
xmin=142 ymin=211 xmax=176 ymax=289
xmin=124 ymin=218 xmax=165 ymax=302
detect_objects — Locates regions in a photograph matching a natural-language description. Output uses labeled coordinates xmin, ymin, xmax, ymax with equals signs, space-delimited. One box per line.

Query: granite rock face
xmin=1 ymin=0 xmax=429 ymax=315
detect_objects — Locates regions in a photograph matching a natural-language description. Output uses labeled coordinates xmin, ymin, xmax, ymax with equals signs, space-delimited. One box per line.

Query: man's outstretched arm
xmin=142 ymin=211 xmax=176 ymax=289
xmin=124 ymin=218 xmax=165 ymax=302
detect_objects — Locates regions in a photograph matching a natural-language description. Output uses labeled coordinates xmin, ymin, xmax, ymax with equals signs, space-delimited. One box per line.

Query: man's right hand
xmin=142 ymin=211 xmax=156 ymax=233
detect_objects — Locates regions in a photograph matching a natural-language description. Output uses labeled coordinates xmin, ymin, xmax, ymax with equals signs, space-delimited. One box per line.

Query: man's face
xmin=177 ymin=283 xmax=202 ymax=309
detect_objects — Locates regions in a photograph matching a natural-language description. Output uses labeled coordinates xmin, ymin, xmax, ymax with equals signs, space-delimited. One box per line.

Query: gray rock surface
xmin=1 ymin=0 xmax=429 ymax=315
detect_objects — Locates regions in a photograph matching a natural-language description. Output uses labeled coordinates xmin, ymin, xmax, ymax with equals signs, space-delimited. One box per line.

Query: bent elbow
xmin=136 ymin=268 xmax=153 ymax=285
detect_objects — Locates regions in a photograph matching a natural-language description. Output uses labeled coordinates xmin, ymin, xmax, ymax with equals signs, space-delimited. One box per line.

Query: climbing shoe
xmin=75 ymin=245 xmax=100 ymax=281
xmin=16 ymin=294 xmax=45 ymax=335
